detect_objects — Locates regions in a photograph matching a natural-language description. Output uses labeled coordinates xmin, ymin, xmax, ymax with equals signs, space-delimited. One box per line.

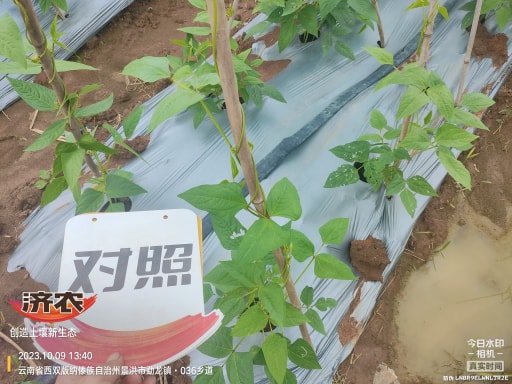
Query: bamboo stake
xmin=417 ymin=0 xmax=439 ymax=67
xmin=371 ymin=0 xmax=385 ymax=48
xmin=14 ymin=0 xmax=101 ymax=178
xmin=399 ymin=0 xmax=439 ymax=142
xmin=455 ymin=0 xmax=484 ymax=106
xmin=206 ymin=0 xmax=313 ymax=348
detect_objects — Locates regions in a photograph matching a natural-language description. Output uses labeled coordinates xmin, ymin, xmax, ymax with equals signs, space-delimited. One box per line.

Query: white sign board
xmin=27 ymin=209 xmax=222 ymax=368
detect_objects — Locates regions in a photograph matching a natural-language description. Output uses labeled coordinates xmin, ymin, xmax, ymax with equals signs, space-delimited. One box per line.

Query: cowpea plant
xmin=123 ymin=0 xmax=357 ymax=382
xmin=324 ymin=45 xmax=494 ymax=217
xmin=251 ymin=0 xmax=381 ymax=58
xmin=459 ymin=0 xmax=512 ymax=30
xmin=0 ymin=0 xmax=147 ymax=214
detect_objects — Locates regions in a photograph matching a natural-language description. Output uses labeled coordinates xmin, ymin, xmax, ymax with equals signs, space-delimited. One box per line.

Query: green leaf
xmin=0 ymin=61 xmax=41 ymax=74
xmin=282 ymin=303 xmax=308 ymax=326
xmin=324 ymin=164 xmax=360 ymax=188
xmin=122 ymin=56 xmax=171 ymax=82
xmin=278 ymin=16 xmax=297 ymax=52
xmin=78 ymin=134 xmax=118 ymax=154
xmin=41 ymin=176 xmax=67 ymax=206
xmin=7 ymin=77 xmax=57 ymax=111
xmin=39 ymin=169 xmax=51 ymax=179
xmin=370 ymin=109 xmax=387 ymax=130
xmin=195 ymin=366 xmax=225 ymax=384
xmin=173 ymin=64 xmax=193 ymax=81
xmin=191 ymin=73 xmax=221 ymax=89
xmin=305 ymin=309 xmax=326 ymax=335
xmin=435 ymin=123 xmax=478 ymax=150
xmin=329 ymin=141 xmax=371 ymax=162
xmin=406 ymin=0 xmax=429 ymax=10
xmin=496 ymin=5 xmax=512 ymax=30
xmin=298 ymin=4 xmax=318 ymax=36
xmin=396 ymin=87 xmax=430 ymax=119
xmin=75 ymin=93 xmax=113 ymax=118
xmin=300 ymin=286 xmax=314 ymax=306
xmin=267 ymin=369 xmax=297 ymax=384
xmin=438 ymin=5 xmax=449 ymax=20
xmin=319 ymin=217 xmax=349 ymax=244
xmin=238 ymin=219 xmax=289 ymax=262
xmin=385 ymin=167 xmax=405 ymax=196
xmin=363 ymin=158 xmax=385 ymax=189
xmin=188 ymin=0 xmax=207 ymax=10
xmin=449 ymin=108 xmax=488 ymax=130
xmin=314 ymin=253 xmax=357 ymax=280
xmin=461 ymin=92 xmax=495 ymax=112
xmin=348 ymin=0 xmax=377 ymax=21
xmin=178 ymin=26 xmax=211 ymax=35
xmin=259 ymin=283 xmax=286 ymax=327
xmin=280 ymin=0 xmax=301 ymax=15
xmin=364 ymin=46 xmax=394 ymax=66
xmin=226 ymin=352 xmax=254 ymax=384
xmin=288 ymin=338 xmax=321 ymax=369
xmin=245 ymin=20 xmax=272 ymax=39
xmin=232 ymin=305 xmax=269 ymax=337
xmin=289 ymin=229 xmax=315 ymax=262
xmin=262 ymin=333 xmax=288 ymax=384
xmin=400 ymin=188 xmax=417 ymax=217
xmin=102 ymin=123 xmax=144 ymax=161
xmin=149 ymin=87 xmax=205 ymax=131
xmin=54 ymin=60 xmax=97 ymax=72
xmin=179 ymin=182 xmax=246 ymax=216
xmin=460 ymin=12 xmax=474 ymax=30
xmin=426 ymin=83 xmax=455 ymax=119
xmin=358 ymin=133 xmax=382 ymax=142
xmin=206 ymin=265 xmax=248 ymax=292
xmin=375 ymin=63 xmax=429 ymax=91
xmin=193 ymin=104 xmax=207 ymax=128
xmin=210 ymin=214 xmax=246 ymax=250
xmin=383 ymin=128 xmax=401 ymax=140
xmin=407 ymin=175 xmax=438 ymax=197
xmin=394 ymin=147 xmax=411 ymax=160
xmin=267 ymin=178 xmax=302 ymax=220
xmin=78 ymin=84 xmax=102 ymax=97
xmin=105 ymin=174 xmax=147 ymax=198
xmin=122 ymin=105 xmax=144 ymax=138
xmin=319 ymin=0 xmax=341 ymax=19
xmin=61 ymin=148 xmax=85 ymax=201
xmin=398 ymin=124 xmax=432 ymax=151
xmin=0 ymin=14 xmax=26 ymax=67
xmin=314 ymin=297 xmax=337 ymax=311
xmin=335 ymin=41 xmax=355 ymax=60
xmin=197 ymin=326 xmax=232 ymax=358
xmin=321 ymin=32 xmax=333 ymax=55
xmin=437 ymin=146 xmax=471 ymax=190
xmin=216 ymin=293 xmax=247 ymax=326
xmin=261 ymin=84 xmax=286 ymax=103
xmin=76 ymin=188 xmax=105 ymax=214
xmin=25 ymin=119 xmax=66 ymax=151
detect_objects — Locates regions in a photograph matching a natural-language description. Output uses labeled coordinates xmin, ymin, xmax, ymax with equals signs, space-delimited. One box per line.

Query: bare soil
xmin=0 ymin=2 xmax=510 ymax=384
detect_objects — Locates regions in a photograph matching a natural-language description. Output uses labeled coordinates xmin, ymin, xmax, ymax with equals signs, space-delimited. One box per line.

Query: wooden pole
xmin=455 ymin=0 xmax=484 ymax=106
xmin=206 ymin=0 xmax=313 ymax=347
xmin=15 ymin=0 xmax=101 ymax=178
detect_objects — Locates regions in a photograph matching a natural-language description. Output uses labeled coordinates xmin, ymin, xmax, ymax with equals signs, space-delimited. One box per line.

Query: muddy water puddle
xmin=396 ymin=220 xmax=512 ymax=382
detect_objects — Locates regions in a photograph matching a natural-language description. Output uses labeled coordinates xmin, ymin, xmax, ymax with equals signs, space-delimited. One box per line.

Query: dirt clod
xmin=350 ymin=236 xmax=390 ymax=282
xmin=473 ymin=25 xmax=508 ymax=67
